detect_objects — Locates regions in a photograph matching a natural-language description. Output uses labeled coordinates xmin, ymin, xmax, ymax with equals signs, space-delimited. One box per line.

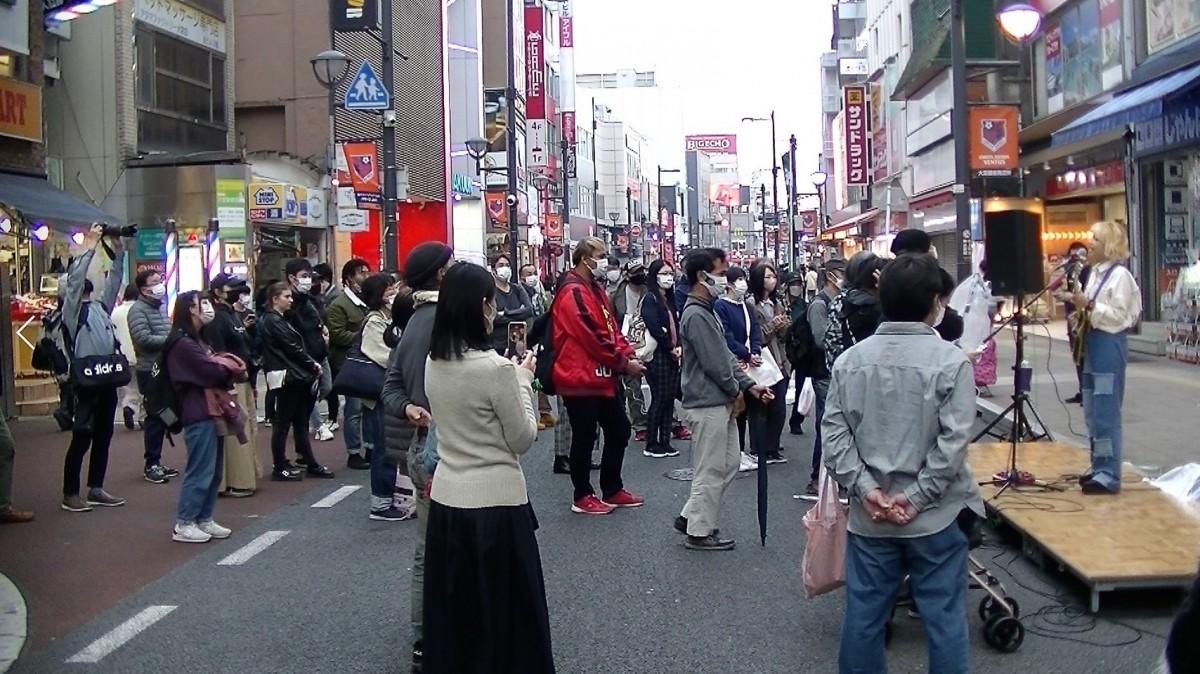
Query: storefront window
xmin=134 ymin=26 xmax=228 ymax=154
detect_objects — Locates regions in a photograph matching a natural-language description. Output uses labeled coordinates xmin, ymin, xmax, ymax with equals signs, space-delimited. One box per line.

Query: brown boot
xmin=0 ymin=507 xmax=33 ymax=523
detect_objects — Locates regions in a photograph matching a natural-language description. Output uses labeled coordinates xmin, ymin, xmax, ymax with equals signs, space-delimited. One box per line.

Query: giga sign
xmin=685 ymin=134 xmax=738 ymax=154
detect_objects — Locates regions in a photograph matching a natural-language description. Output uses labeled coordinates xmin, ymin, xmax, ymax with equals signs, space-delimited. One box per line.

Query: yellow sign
xmin=247 ymin=181 xmax=307 ymax=225
xmin=0 ymin=77 xmax=42 ymax=143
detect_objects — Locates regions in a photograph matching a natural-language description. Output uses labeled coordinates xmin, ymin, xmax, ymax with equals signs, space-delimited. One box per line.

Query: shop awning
xmin=1052 ymin=62 xmax=1200 ymax=147
xmin=0 ymin=172 xmax=119 ymax=231
xmin=824 ymin=209 xmax=878 ymax=236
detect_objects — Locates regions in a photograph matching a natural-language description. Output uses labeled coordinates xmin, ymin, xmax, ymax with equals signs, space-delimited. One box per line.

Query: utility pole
xmin=591 ymin=97 xmax=601 ymax=233
xmin=760 ymin=183 xmax=768 ymax=259
xmin=789 ymin=134 xmax=799 ymax=269
xmin=560 ymin=138 xmax=571 ymax=271
xmin=950 ymin=0 xmax=972 ymax=282
xmin=770 ymin=111 xmax=780 ymax=265
xmin=380 ymin=0 xmax=398 ymax=270
xmin=505 ymin=0 xmax=520 ymax=266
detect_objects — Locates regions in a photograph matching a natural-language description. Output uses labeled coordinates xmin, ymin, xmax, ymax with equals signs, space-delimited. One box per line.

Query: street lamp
xmin=996 ymin=2 xmax=1043 ymax=43
xmin=743 ymin=112 xmax=780 ymax=263
xmin=465 ymin=136 xmax=489 ymax=161
xmin=310 ymin=49 xmax=350 ymax=239
xmin=467 ymin=135 xmax=518 ymax=264
xmin=810 ymin=169 xmax=828 ymax=250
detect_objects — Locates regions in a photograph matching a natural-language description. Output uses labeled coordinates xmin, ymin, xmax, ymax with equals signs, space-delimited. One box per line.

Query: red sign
xmin=843 ymin=86 xmax=869 ymax=186
xmin=799 ymin=210 xmax=817 ymax=236
xmin=544 ymin=214 xmax=563 ymax=242
xmin=484 ymin=191 xmax=508 ymax=226
xmin=338 ymin=141 xmax=382 ymax=210
xmin=685 ymin=134 xmax=738 ymax=154
xmin=560 ymin=15 xmax=573 ymax=47
xmin=562 ymin=111 xmax=576 ymax=144
xmin=1045 ymin=161 xmax=1125 ymax=198
xmin=968 ymin=105 xmax=1020 ymax=176
xmin=525 ymin=6 xmax=545 ymax=120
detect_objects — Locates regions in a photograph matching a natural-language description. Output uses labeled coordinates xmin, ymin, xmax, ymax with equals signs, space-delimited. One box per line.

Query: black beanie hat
xmin=405 ymin=242 xmax=453 ymax=290
xmin=891 ymin=228 xmax=932 ymax=255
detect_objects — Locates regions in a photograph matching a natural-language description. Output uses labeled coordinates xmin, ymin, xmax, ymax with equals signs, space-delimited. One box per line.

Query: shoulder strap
xmin=1088 ymin=264 xmax=1121 ymax=302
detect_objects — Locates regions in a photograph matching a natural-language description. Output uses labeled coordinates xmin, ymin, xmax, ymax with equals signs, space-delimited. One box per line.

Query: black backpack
xmin=787 ymin=294 xmax=830 ymax=378
xmin=529 ymin=292 xmax=564 ymax=395
xmin=143 ymin=334 xmax=184 ymax=435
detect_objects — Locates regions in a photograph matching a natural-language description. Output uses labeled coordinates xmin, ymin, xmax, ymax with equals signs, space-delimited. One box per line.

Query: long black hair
xmin=170 ymin=291 xmax=203 ymax=341
xmin=429 ymin=263 xmax=496 ymax=361
xmin=647 ymin=258 xmax=674 ymax=306
xmin=748 ymin=259 xmax=777 ymax=303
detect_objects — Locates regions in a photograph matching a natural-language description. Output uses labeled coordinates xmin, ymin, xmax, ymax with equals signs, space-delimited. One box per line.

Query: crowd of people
xmin=0 ymin=219 xmax=1181 ymax=674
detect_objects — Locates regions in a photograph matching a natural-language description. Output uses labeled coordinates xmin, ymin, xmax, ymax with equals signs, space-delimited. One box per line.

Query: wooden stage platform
xmin=969 ymin=442 xmax=1200 ymax=612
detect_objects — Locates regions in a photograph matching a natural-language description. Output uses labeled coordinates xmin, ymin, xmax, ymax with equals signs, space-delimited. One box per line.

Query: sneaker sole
xmin=172 ymin=534 xmax=212 ymax=543
xmin=765 ymin=459 xmax=788 ymax=465
xmin=601 ymin=501 xmax=644 ymax=509
xmin=570 ymin=506 xmax=615 ymax=515
xmin=202 ymin=530 xmax=231 ymax=540
xmin=144 ymin=476 xmax=169 ymax=484
xmin=86 ymin=500 xmax=126 ymax=507
xmin=60 ymin=504 xmax=92 ymax=513
xmin=642 ymin=450 xmax=670 ymax=458
xmin=685 ymin=542 xmax=736 ymax=551
xmin=368 ymin=513 xmax=409 ymax=522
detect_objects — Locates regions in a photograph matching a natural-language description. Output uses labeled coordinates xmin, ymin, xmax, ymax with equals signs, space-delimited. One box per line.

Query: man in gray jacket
xmin=822 ymin=253 xmax=983 ymax=673
xmin=674 ymin=248 xmax=770 ymax=552
xmin=127 ymin=267 xmax=176 ymax=484
xmin=379 ymin=241 xmax=452 ymax=673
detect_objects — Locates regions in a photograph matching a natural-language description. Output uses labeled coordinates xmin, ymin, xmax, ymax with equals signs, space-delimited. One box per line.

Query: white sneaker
xmin=738 ymin=452 xmax=759 ymax=472
xmin=315 ymin=425 xmax=335 ymax=441
xmin=172 ymin=522 xmax=212 ymax=543
xmin=197 ymin=520 xmax=232 ymax=539
xmin=327 ymin=421 xmax=340 ymax=432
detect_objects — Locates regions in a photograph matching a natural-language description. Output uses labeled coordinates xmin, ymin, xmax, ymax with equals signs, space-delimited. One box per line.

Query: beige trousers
xmin=680 ymin=403 xmax=739 ymax=537
xmin=220 ymin=381 xmax=261 ymax=492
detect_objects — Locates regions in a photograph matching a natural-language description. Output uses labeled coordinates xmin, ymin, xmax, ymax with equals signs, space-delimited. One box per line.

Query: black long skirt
xmin=423 ymin=500 xmax=555 ymax=674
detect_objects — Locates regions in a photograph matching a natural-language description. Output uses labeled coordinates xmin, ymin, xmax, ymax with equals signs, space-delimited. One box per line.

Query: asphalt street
xmin=7 ymin=411 xmax=1180 ymax=673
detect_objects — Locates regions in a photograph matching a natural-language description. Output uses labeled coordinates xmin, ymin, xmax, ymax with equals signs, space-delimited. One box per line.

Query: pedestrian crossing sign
xmin=344 ymin=61 xmax=390 ymax=111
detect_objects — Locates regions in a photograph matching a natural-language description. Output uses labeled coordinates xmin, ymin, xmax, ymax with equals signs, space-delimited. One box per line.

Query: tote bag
xmin=801 ymin=465 xmax=848 ymax=598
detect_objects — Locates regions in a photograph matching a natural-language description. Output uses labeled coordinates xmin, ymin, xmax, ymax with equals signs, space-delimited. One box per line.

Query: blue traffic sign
xmin=344 ymin=61 xmax=390 ymax=111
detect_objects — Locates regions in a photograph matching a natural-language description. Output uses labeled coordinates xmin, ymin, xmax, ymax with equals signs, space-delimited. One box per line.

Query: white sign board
xmin=839 ymin=58 xmax=868 ymax=76
xmin=528 ymin=119 xmax=548 ymax=168
xmin=336 ymin=209 xmax=369 ymax=233
xmin=134 ymin=0 xmax=227 ymax=53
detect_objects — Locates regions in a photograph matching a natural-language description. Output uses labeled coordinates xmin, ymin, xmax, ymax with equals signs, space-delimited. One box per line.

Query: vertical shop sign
xmin=524 ymin=5 xmax=545 ymax=120
xmin=843 ymin=85 xmax=869 ymax=187
xmin=215 ymin=178 xmax=246 ymax=237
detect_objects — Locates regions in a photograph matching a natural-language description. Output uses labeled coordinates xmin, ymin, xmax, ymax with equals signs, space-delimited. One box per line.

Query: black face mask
xmin=629 ymin=273 xmax=646 ymax=286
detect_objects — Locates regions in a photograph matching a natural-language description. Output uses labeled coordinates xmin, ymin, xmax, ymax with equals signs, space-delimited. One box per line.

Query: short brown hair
xmin=572 ymin=237 xmax=606 ymax=265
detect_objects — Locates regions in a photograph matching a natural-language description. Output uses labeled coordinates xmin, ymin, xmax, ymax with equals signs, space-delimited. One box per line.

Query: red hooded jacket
xmin=551 ymin=270 xmax=634 ymax=398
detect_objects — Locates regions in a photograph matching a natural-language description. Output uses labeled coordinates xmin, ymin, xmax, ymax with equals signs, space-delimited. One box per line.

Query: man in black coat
xmin=283 ymin=258 xmax=333 ymax=446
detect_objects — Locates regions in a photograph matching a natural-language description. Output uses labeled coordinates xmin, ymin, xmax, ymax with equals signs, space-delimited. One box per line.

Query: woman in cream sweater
xmin=422 ymin=262 xmax=552 ymax=673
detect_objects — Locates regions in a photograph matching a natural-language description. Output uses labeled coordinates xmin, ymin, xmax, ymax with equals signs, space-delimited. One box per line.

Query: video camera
xmin=101 ymin=224 xmax=138 ymax=238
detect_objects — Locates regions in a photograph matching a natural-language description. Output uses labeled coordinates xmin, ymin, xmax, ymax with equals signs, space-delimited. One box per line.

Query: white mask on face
xmin=149 ymin=283 xmax=167 ymax=300
xmin=732 ymin=279 xmax=748 ymax=299
xmin=606 ymin=269 xmax=621 ymax=283
xmin=496 ymin=266 xmax=512 ymax=282
xmin=295 ymin=276 xmax=313 ymax=294
xmin=702 ymin=271 xmax=727 ymax=298
xmin=593 ymin=257 xmax=609 ymax=274
xmin=524 ymin=275 xmax=539 ymax=288
xmin=200 ymin=301 xmax=216 ymax=325
xmin=788 ymin=285 xmax=804 ymax=297
xmin=658 ymin=274 xmax=675 ymax=290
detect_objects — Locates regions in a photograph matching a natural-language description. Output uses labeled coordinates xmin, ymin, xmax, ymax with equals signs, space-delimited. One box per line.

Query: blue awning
xmin=0 ymin=172 xmax=119 ymax=231
xmin=1052 ymin=62 xmax=1200 ymax=147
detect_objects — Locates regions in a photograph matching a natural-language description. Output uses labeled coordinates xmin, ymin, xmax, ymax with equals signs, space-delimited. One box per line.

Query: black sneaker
xmin=295 ymin=456 xmax=309 ymax=468
xmin=412 ymin=641 xmax=423 ymax=674
xmin=160 ymin=465 xmax=180 ymax=478
xmin=764 ymin=452 xmax=788 ymax=465
xmin=685 ymin=534 xmax=735 ymax=551
xmin=347 ymin=453 xmax=370 ymax=470
xmin=643 ymin=446 xmax=671 ymax=458
xmin=369 ymin=507 xmax=412 ymax=522
xmin=143 ymin=465 xmax=170 ymax=484
xmin=552 ymin=456 xmax=571 ymax=474
xmin=674 ymin=516 xmax=718 ymax=537
xmin=53 ymin=408 xmax=73 ymax=432
xmin=1065 ymin=392 xmax=1083 ymax=404
xmin=122 ymin=406 xmax=136 ymax=430
xmin=306 ymin=465 xmax=336 ymax=479
xmin=272 ymin=467 xmax=303 ymax=482
xmin=86 ymin=489 xmax=126 ymax=507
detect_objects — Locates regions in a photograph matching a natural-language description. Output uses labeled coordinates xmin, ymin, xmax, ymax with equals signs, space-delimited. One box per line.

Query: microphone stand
xmin=972 ymin=279 xmax=1061 ymax=499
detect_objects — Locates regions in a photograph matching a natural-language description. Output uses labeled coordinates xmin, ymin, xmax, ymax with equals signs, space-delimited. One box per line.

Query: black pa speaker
xmin=984 ymin=209 xmax=1043 ymax=296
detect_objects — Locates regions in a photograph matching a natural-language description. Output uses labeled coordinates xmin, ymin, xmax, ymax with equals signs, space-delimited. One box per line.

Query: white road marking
xmin=65 ymin=605 xmax=177 ymax=664
xmin=310 ymin=485 xmax=362 ymax=509
xmin=216 ymin=530 xmax=289 ymax=566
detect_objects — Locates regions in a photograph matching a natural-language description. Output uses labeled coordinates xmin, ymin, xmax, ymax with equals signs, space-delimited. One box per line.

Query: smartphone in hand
xmin=508 ymin=321 xmax=528 ymax=358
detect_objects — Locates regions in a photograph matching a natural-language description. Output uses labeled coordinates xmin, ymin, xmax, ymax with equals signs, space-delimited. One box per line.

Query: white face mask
xmin=524 ymin=275 xmax=539 ymax=288
xmin=606 ymin=269 xmax=621 ymax=283
xmin=199 ymin=300 xmax=216 ymax=325
xmin=592 ymin=257 xmax=609 ymax=274
xmin=295 ymin=276 xmax=313 ymax=294
xmin=495 ymin=266 xmax=512 ymax=282
xmin=732 ymin=279 xmax=748 ymax=299
xmin=149 ymin=283 xmax=166 ymax=300
xmin=658 ymin=274 xmax=675 ymax=290
xmin=788 ymin=285 xmax=804 ymax=297
xmin=702 ymin=271 xmax=727 ymax=298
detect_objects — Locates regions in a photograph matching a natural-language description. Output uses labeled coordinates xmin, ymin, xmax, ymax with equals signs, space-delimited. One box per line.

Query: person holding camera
xmin=128 ymin=267 xmax=177 ymax=485
xmin=61 ymin=224 xmax=130 ymax=513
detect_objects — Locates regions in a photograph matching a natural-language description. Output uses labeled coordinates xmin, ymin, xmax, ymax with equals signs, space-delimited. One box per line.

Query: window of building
xmin=0 ymin=51 xmax=25 ymax=80
xmin=134 ymin=26 xmax=227 ymax=153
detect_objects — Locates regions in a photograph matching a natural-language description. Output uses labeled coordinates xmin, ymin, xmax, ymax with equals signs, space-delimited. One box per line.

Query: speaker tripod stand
xmin=971 ymin=290 xmax=1060 ymax=499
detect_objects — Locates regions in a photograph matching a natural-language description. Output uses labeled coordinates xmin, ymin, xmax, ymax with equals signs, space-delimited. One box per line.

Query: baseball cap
xmin=623 ymin=260 xmax=646 ymax=275
xmin=211 ymin=273 xmax=249 ymax=293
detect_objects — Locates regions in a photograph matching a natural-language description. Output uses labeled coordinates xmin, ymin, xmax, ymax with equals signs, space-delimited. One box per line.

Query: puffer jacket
xmin=382 ymin=290 xmax=438 ymax=475
xmin=128 ymin=296 xmax=170 ymax=372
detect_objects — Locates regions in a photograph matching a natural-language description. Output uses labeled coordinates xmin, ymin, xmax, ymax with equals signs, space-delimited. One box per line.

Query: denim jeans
xmin=363 ymin=403 xmax=396 ymax=509
xmin=309 ymin=359 xmax=333 ymax=429
xmin=408 ymin=440 xmax=433 ymax=646
xmin=1082 ymin=329 xmax=1127 ymax=490
xmin=840 ymin=523 xmax=970 ymax=674
xmin=810 ymin=378 xmax=829 ymax=482
xmin=177 ymin=420 xmax=224 ymax=525
xmin=342 ymin=395 xmax=364 ymax=454
xmin=137 ymin=370 xmax=166 ymax=468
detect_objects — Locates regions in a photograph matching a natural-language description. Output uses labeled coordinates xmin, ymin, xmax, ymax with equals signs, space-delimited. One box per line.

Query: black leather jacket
xmin=260 ymin=310 xmax=319 ymax=385
xmin=285 ymin=292 xmax=329 ymax=363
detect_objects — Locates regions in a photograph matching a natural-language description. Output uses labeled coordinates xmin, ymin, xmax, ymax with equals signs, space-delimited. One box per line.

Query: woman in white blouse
xmin=1071 ymin=220 xmax=1142 ymax=495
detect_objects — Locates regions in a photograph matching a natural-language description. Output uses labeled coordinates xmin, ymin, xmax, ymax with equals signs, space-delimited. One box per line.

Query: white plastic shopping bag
xmin=748 ymin=348 xmax=785 ymax=387
xmin=801 ymin=465 xmax=848 ymax=598
xmin=796 ymin=379 xmax=815 ymax=417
